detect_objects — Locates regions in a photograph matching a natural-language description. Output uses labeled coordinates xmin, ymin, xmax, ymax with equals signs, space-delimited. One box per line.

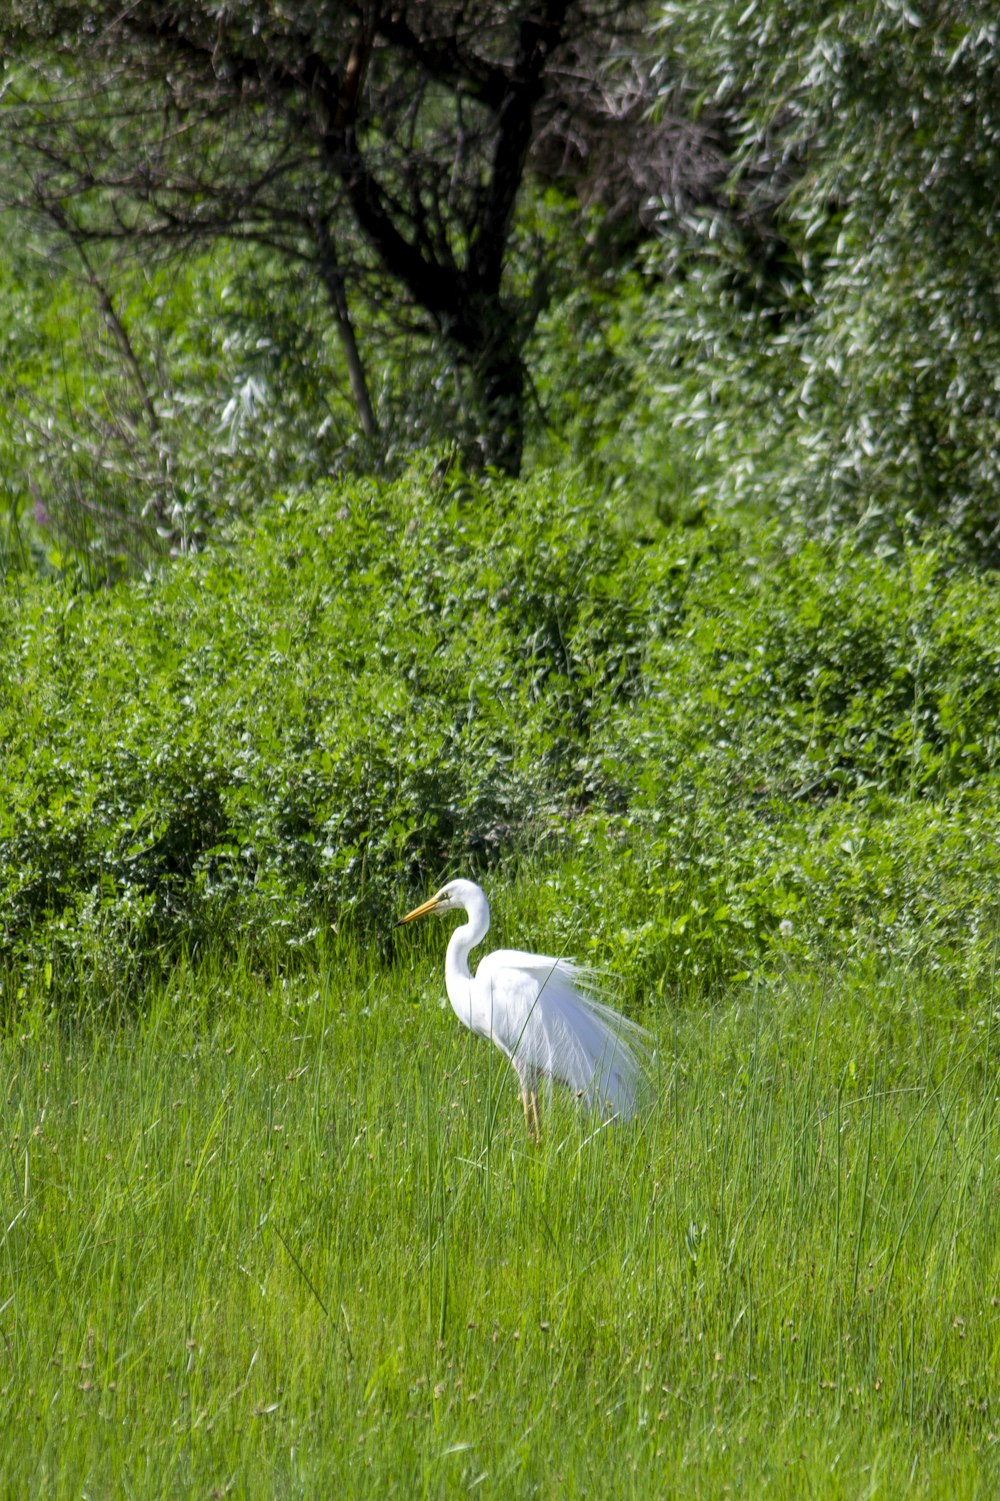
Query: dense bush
xmin=2 ymin=467 xmax=999 ymax=1007
xmin=0 ymin=469 xmax=637 ymax=996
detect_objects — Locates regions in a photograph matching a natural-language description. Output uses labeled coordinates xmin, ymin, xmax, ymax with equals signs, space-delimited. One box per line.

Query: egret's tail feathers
xmin=507 ymin=959 xmax=653 ymax=1122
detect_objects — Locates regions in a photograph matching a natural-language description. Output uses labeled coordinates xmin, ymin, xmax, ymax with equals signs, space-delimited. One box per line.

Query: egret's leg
xmin=519 ymin=1083 xmax=541 ymax=1142
xmin=529 ymin=1086 xmax=542 ymax=1143
xmin=516 ymin=1065 xmax=541 ymax=1143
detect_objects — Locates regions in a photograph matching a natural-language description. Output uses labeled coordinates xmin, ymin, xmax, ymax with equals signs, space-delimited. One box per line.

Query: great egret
xmin=396 ymin=879 xmax=650 ymax=1139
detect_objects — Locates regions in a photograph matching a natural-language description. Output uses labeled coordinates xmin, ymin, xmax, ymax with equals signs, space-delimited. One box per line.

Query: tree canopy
xmin=2 ymin=2 xmax=1000 ymax=559
xmin=2 ymin=1 xmax=643 ymax=476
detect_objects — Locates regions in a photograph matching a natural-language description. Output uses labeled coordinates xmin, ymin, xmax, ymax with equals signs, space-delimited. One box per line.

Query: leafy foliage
xmin=3 ymin=468 xmax=999 ymax=1008
xmin=529 ymin=3 xmax=1000 ymax=555
xmin=669 ymin=0 xmax=1000 ymax=550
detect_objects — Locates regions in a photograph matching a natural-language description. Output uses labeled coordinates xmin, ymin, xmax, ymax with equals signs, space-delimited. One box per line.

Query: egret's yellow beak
xmin=395 ymin=892 xmax=442 ymax=927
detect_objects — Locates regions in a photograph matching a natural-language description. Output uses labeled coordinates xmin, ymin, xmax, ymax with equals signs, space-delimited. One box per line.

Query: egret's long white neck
xmin=444 ymin=887 xmax=491 ymax=1021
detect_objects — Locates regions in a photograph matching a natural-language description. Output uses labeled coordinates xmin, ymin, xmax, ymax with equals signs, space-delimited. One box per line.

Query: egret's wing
xmin=474 ymin=949 xmax=652 ymax=1119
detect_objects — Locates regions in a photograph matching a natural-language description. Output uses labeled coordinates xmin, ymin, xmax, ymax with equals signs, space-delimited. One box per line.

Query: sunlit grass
xmin=3 ymin=928 xmax=1000 ymax=1496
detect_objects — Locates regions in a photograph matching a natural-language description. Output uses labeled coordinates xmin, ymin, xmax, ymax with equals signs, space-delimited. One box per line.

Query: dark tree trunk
xmin=312 ymin=210 xmax=378 ymax=443
xmin=473 ymin=326 xmax=527 ymax=475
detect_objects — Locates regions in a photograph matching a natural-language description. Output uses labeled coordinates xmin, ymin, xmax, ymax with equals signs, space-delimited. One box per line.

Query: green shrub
xmin=2 ymin=467 xmax=998 ymax=1009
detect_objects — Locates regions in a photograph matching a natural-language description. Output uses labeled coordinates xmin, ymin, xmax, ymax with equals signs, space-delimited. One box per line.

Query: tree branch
xmin=310 ymin=207 xmax=379 ymax=442
xmin=373 ymin=10 xmax=508 ymax=111
xmin=472 ymin=0 xmax=571 ymax=293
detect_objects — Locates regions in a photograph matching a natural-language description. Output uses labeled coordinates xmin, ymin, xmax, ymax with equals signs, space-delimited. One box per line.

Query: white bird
xmin=396 ymin=878 xmax=650 ymax=1140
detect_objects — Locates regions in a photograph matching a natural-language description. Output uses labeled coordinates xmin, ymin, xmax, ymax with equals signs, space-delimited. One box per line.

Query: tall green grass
xmin=3 ymin=911 xmax=999 ymax=1497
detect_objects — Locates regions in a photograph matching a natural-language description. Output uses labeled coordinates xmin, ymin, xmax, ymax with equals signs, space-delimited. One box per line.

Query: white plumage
xmin=397 ymin=878 xmax=650 ymax=1138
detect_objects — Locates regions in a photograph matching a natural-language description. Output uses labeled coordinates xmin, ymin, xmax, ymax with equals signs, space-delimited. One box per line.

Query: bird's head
xmin=395 ymin=879 xmax=486 ymax=926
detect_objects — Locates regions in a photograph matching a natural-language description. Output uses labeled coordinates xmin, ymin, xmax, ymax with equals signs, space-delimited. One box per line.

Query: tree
xmin=641 ymin=0 xmax=1000 ymax=553
xmin=1 ymin=1 xmax=641 ymax=477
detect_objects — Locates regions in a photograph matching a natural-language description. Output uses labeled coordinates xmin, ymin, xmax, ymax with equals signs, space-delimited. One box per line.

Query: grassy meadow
xmin=3 ymin=471 xmax=1000 ymax=1495
xmin=4 ymin=933 xmax=1000 ymax=1496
